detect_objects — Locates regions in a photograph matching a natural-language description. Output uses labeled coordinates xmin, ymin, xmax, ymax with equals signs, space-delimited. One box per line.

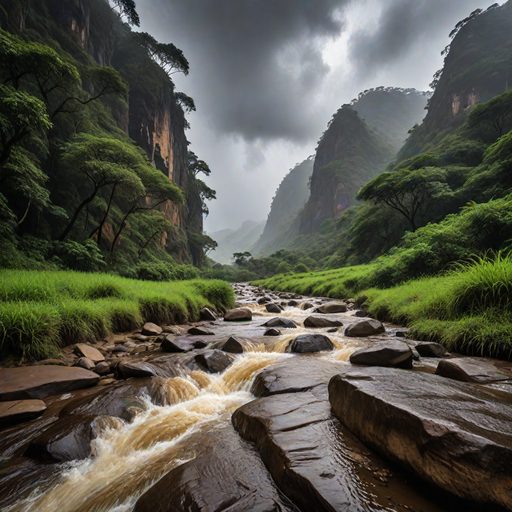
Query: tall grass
xmin=0 ymin=270 xmax=234 ymax=361
xmin=257 ymin=254 xmax=512 ymax=358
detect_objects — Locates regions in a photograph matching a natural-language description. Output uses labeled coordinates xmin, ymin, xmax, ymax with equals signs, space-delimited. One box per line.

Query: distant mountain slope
xmin=210 ymin=220 xmax=265 ymax=264
xmin=253 ymin=157 xmax=314 ymax=255
xmin=299 ymin=88 xmax=427 ymax=233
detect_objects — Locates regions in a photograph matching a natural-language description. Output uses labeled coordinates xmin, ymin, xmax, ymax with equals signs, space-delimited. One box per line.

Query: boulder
xmin=288 ymin=334 xmax=334 ymax=354
xmin=415 ymin=341 xmax=446 ymax=357
xmin=299 ymin=302 xmax=314 ymax=310
xmin=287 ymin=300 xmax=299 ymax=307
xmin=0 ymin=399 xmax=46 ymax=427
xmin=314 ymin=302 xmax=347 ymax=314
xmin=354 ymin=309 xmax=370 ymax=318
xmin=257 ymin=296 xmax=271 ymax=305
xmin=74 ymin=357 xmax=95 ymax=371
xmin=349 ymin=341 xmax=413 ymax=369
xmin=199 ymin=307 xmax=217 ymax=321
xmin=329 ymin=367 xmax=512 ymax=509
xmin=217 ymin=336 xmax=245 ymax=353
xmin=161 ymin=336 xmax=195 ymax=353
xmin=187 ymin=326 xmax=214 ymax=336
xmin=194 ymin=350 xmax=235 ymax=373
xmin=224 ymin=308 xmax=252 ymax=322
xmin=265 ymin=303 xmax=283 ymax=313
xmin=327 ymin=327 xmax=338 ymax=333
xmin=134 ymin=425 xmax=295 ymax=512
xmin=435 ymin=357 xmax=511 ymax=383
xmin=94 ymin=361 xmax=111 ymax=375
xmin=112 ymin=344 xmax=130 ymax=353
xmin=264 ymin=328 xmax=281 ymax=336
xmin=131 ymin=334 xmax=150 ymax=342
xmin=261 ymin=317 xmax=297 ymax=329
xmin=251 ymin=358 xmax=345 ymax=397
xmin=303 ymin=316 xmax=343 ymax=328
xmin=0 ymin=366 xmax=99 ymax=401
xmin=141 ymin=322 xmax=163 ymax=336
xmin=73 ymin=343 xmax=105 ymax=363
xmin=345 ymin=319 xmax=385 ymax=337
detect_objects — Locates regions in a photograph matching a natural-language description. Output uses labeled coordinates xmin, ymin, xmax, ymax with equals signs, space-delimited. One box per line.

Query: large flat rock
xmin=233 ymin=386 xmax=447 ymax=512
xmin=329 ymin=367 xmax=512 ymax=509
xmin=134 ymin=423 xmax=297 ymax=512
xmin=0 ymin=366 xmax=99 ymax=400
xmin=435 ymin=357 xmax=511 ymax=383
xmin=0 ymin=400 xmax=46 ymax=427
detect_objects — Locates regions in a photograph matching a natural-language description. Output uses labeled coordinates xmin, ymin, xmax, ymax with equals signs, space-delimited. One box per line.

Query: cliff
xmin=253 ymin=157 xmax=313 ymax=255
xmin=299 ymin=88 xmax=427 ymax=233
xmin=399 ymin=1 xmax=512 ymax=158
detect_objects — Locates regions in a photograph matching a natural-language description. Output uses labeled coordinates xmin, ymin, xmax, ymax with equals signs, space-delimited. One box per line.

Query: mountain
xmin=253 ymin=157 xmax=313 ymax=255
xmin=0 ymin=0 xmax=211 ymax=276
xmin=299 ymin=88 xmax=427 ymax=233
xmin=210 ymin=220 xmax=265 ymax=264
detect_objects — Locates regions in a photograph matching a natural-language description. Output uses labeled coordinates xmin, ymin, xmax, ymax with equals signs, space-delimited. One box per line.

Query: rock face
xmin=74 ymin=344 xmax=105 ymax=363
xmin=314 ymin=302 xmax=347 ymax=314
xmin=288 ymin=334 xmax=334 ymax=354
xmin=303 ymin=316 xmax=343 ymax=328
xmin=329 ymin=367 xmax=512 ymax=509
xmin=224 ymin=308 xmax=252 ymax=322
xmin=194 ymin=350 xmax=234 ymax=373
xmin=0 ymin=366 xmax=99 ymax=400
xmin=349 ymin=341 xmax=413 ymax=369
xmin=435 ymin=357 xmax=511 ymax=383
xmin=261 ymin=317 xmax=297 ymax=328
xmin=141 ymin=322 xmax=163 ymax=336
xmin=415 ymin=342 xmax=446 ymax=357
xmin=134 ymin=424 xmax=296 ymax=512
xmin=0 ymin=400 xmax=47 ymax=426
xmin=345 ymin=319 xmax=385 ymax=337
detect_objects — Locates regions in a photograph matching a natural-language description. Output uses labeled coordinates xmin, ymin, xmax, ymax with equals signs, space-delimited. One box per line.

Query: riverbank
xmin=256 ymin=254 xmax=512 ymax=359
xmin=0 ymin=270 xmax=234 ymax=361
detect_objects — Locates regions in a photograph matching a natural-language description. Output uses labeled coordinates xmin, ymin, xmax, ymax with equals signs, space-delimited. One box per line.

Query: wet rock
xmin=73 ymin=343 xmax=105 ymax=363
xmin=187 ymin=326 xmax=214 ymax=336
xmin=354 ymin=309 xmax=370 ymax=318
xmin=217 ymin=336 xmax=245 ymax=353
xmin=299 ymin=302 xmax=314 ymax=310
xmin=134 ymin=424 xmax=296 ymax=512
xmin=0 ymin=400 xmax=47 ymax=427
xmin=303 ymin=316 xmax=343 ymax=328
xmin=131 ymin=334 xmax=150 ymax=342
xmin=329 ymin=367 xmax=512 ymax=509
xmin=74 ymin=357 xmax=96 ymax=370
xmin=0 ymin=366 xmax=99 ymax=401
xmin=435 ymin=357 xmax=511 ymax=383
xmin=141 ymin=322 xmax=163 ymax=336
xmin=261 ymin=317 xmax=297 ymax=328
xmin=161 ymin=336 xmax=195 ymax=353
xmin=265 ymin=303 xmax=283 ymax=313
xmin=345 ymin=319 xmax=385 ymax=337
xmin=257 ymin=296 xmax=271 ymax=304
xmin=112 ymin=344 xmax=130 ymax=353
xmin=314 ymin=302 xmax=347 ymax=314
xmin=194 ymin=350 xmax=235 ymax=373
xmin=327 ymin=327 xmax=338 ymax=333
xmin=288 ymin=300 xmax=299 ymax=307
xmin=264 ymin=328 xmax=281 ymax=336
xmin=395 ymin=330 xmax=408 ymax=338
xmin=199 ymin=307 xmax=217 ymax=321
xmin=415 ymin=342 xmax=446 ymax=358
xmin=224 ymin=308 xmax=252 ymax=322
xmin=94 ymin=361 xmax=111 ymax=375
xmin=252 ymin=358 xmax=346 ymax=397
xmin=288 ymin=334 xmax=334 ymax=354
xmin=26 ymin=414 xmax=121 ymax=462
xmin=193 ymin=340 xmax=208 ymax=349
xmin=350 ymin=341 xmax=413 ymax=369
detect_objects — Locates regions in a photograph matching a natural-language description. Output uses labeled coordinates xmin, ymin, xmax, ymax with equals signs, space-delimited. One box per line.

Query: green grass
xmin=0 ymin=270 xmax=234 ymax=361
xmin=256 ymin=254 xmax=512 ymax=359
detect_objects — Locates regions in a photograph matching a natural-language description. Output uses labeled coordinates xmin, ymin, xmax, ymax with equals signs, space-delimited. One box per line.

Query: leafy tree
xmin=467 ymin=91 xmax=512 ymax=142
xmin=110 ymin=0 xmax=140 ymax=26
xmin=358 ymin=167 xmax=451 ymax=232
xmin=188 ymin=150 xmax=211 ymax=176
xmin=175 ymin=92 xmax=195 ymax=112
xmin=135 ymin=32 xmax=189 ymax=76
xmin=233 ymin=251 xmax=252 ymax=266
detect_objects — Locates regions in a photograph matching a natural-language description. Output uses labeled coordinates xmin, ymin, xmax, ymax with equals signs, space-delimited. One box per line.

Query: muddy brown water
xmin=0 ymin=284 xmax=504 ymax=511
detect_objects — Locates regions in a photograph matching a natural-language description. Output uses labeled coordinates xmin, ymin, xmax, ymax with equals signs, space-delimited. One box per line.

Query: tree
xmin=175 ymin=92 xmax=195 ymax=112
xmin=358 ymin=167 xmax=451 ymax=232
xmin=467 ymin=91 xmax=512 ymax=142
xmin=188 ymin=150 xmax=211 ymax=177
xmin=233 ymin=251 xmax=252 ymax=266
xmin=110 ymin=0 xmax=140 ymax=26
xmin=135 ymin=32 xmax=189 ymax=76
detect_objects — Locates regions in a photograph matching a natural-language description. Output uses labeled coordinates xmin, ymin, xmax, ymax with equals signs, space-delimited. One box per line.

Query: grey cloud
xmin=136 ymin=0 xmax=348 ymax=142
xmin=349 ymin=0 xmax=495 ymax=74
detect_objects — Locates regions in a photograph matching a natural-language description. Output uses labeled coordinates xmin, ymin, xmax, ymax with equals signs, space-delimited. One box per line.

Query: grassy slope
xmin=256 ymin=255 xmax=512 ymax=358
xmin=0 ymin=270 xmax=234 ymax=361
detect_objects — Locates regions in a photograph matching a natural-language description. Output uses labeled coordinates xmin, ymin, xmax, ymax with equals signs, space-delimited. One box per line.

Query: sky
xmin=136 ymin=0 xmax=498 ymax=232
